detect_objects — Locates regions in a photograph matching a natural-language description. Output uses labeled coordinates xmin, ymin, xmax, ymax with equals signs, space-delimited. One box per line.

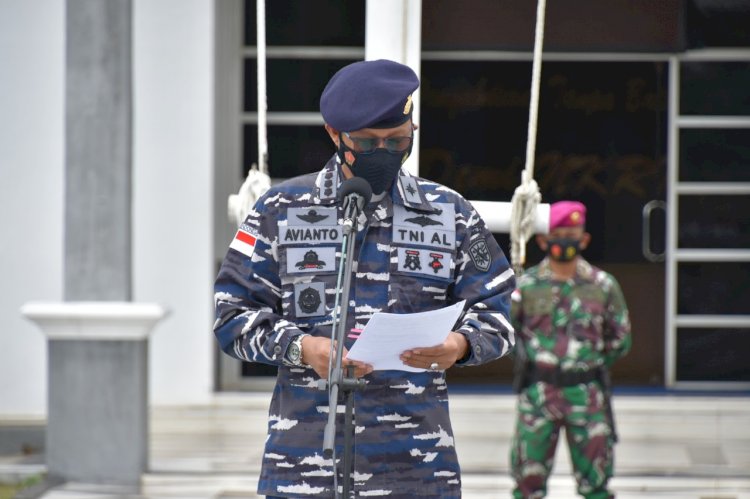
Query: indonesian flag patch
xmin=229 ymin=224 xmax=257 ymax=258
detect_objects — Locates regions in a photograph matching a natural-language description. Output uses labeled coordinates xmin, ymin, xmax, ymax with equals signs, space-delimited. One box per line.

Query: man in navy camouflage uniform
xmin=214 ymin=59 xmax=516 ymax=498
xmin=510 ymin=201 xmax=632 ymax=499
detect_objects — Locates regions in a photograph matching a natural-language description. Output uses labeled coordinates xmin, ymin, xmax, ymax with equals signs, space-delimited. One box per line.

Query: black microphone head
xmin=338 ymin=177 xmax=373 ymax=205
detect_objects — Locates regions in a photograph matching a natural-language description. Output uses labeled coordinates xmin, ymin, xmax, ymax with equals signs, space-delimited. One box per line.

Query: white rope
xmin=227 ymin=0 xmax=272 ymax=226
xmin=510 ymin=0 xmax=546 ymax=274
xmin=256 ymin=0 xmax=269 ymax=176
xmin=228 ymin=168 xmax=272 ymax=226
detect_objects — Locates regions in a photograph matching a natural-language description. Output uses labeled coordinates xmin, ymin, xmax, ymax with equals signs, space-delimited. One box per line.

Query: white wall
xmin=0 ymin=0 xmax=216 ymax=416
xmin=133 ymin=0 xmax=215 ymax=405
xmin=0 ymin=0 xmax=65 ymax=417
xmin=365 ymin=0 xmax=422 ymax=175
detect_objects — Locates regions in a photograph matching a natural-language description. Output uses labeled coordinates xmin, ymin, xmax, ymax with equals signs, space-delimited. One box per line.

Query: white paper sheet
xmin=345 ymin=300 xmax=466 ymax=372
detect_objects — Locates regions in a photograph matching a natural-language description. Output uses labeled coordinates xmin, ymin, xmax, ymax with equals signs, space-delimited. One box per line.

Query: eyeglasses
xmin=342 ymin=131 xmax=413 ymax=155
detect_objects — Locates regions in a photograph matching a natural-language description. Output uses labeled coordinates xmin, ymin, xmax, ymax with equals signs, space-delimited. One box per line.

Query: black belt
xmin=527 ymin=367 xmax=601 ymax=387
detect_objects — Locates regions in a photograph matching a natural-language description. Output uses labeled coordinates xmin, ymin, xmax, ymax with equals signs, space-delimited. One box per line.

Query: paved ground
xmin=2 ymin=391 xmax=749 ymax=498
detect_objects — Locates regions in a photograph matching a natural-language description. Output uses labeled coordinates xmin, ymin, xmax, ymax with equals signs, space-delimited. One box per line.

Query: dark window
xmin=678 ymin=195 xmax=750 ymax=249
xmin=686 ymin=0 xmax=750 ymax=49
xmin=244 ymin=0 xmax=365 ymax=47
xmin=679 ymin=129 xmax=750 ymax=182
xmin=420 ymin=60 xmax=668 ymax=263
xmin=680 ymin=62 xmax=750 ymax=116
xmin=678 ymin=262 xmax=750 ymax=315
xmin=677 ymin=328 xmax=750 ymax=382
xmin=244 ymin=125 xmax=334 ymax=179
xmin=244 ymin=58 xmax=358 ymax=113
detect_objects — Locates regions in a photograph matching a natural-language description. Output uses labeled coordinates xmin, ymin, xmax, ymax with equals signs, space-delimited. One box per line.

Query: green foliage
xmin=0 ymin=474 xmax=43 ymax=499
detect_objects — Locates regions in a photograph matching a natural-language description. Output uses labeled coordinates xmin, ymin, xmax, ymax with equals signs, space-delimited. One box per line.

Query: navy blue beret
xmin=320 ymin=59 xmax=419 ymax=132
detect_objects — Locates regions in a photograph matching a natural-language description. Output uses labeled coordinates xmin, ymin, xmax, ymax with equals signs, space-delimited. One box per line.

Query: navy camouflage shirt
xmin=214 ymin=156 xmax=516 ymax=498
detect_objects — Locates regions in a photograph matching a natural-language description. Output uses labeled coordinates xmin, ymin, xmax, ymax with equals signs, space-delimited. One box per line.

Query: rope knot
xmin=510 ymin=177 xmax=542 ymax=275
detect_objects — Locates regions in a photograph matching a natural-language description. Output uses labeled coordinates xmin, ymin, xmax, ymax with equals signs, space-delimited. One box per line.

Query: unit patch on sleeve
xmin=229 ymin=223 xmax=258 ymax=258
xmin=468 ymin=237 xmax=492 ymax=272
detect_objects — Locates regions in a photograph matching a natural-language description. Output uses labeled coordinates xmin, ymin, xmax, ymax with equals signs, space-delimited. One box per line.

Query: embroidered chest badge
xmin=404 ymin=215 xmax=443 ymax=227
xmin=428 ymin=252 xmax=444 ymax=274
xmin=298 ymin=287 xmax=322 ymax=313
xmin=294 ymin=282 xmax=326 ymax=317
xmin=404 ymin=249 xmax=422 ymax=271
xmin=296 ymin=250 xmax=326 ymax=270
xmin=296 ymin=209 xmax=328 ymax=224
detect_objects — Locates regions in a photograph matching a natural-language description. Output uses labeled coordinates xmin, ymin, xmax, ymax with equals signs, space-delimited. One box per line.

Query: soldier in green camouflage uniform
xmin=510 ymin=201 xmax=631 ymax=499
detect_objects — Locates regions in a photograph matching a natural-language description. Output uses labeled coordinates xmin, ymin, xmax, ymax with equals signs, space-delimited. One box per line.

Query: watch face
xmin=288 ymin=342 xmax=301 ymax=364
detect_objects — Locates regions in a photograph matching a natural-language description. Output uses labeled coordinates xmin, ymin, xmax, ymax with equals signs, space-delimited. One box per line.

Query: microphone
xmin=338 ymin=177 xmax=372 ymax=229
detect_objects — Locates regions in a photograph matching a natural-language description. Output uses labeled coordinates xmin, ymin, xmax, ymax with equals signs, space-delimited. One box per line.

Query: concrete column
xmin=65 ymin=0 xmax=132 ymax=301
xmin=22 ymin=302 xmax=167 ymax=487
xmin=22 ymin=0 xmax=167 ymax=489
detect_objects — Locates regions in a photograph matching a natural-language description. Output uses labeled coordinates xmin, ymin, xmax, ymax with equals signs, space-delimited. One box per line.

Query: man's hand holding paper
xmin=399 ymin=331 xmax=469 ymax=372
xmin=345 ymin=300 xmax=468 ymax=372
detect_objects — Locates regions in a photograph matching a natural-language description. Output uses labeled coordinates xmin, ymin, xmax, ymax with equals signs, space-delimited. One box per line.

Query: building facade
xmin=1 ymin=0 xmax=748 ymax=418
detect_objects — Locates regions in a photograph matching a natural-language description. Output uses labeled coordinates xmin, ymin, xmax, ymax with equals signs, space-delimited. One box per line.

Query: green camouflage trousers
xmin=510 ymin=381 xmax=614 ymax=499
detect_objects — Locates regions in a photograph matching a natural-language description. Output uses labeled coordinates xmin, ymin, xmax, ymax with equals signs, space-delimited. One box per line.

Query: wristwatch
xmin=286 ymin=334 xmax=308 ymax=366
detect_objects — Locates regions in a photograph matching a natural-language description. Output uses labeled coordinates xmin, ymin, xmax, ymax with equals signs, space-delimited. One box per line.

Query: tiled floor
xmin=6 ymin=391 xmax=750 ymax=498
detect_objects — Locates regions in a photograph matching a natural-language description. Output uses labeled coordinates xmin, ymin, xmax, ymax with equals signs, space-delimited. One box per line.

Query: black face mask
xmin=338 ymin=142 xmax=410 ymax=195
xmin=546 ymin=237 xmax=581 ymax=262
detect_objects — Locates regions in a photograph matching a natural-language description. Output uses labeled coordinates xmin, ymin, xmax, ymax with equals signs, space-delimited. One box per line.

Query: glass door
xmin=667 ymin=54 xmax=750 ymax=388
xmin=420 ymin=57 xmax=669 ymax=386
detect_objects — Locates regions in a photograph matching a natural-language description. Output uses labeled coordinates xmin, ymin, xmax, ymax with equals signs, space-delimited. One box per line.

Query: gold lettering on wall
xmin=548 ymin=75 xmax=615 ymax=115
xmin=422 ymin=149 xmax=665 ymax=200
xmin=422 ymin=75 xmax=665 ymax=114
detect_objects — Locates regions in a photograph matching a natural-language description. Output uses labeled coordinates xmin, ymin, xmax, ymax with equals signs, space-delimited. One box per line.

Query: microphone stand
xmin=322 ymin=192 xmax=366 ymax=499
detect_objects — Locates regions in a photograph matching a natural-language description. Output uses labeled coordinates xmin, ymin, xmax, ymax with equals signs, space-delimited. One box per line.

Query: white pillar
xmin=21 ymin=302 xmax=167 ymax=487
xmin=365 ymin=0 xmax=422 ymax=175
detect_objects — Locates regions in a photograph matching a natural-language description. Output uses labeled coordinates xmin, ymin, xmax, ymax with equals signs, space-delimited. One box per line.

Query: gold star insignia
xmin=571 ymin=211 xmax=580 ymax=222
